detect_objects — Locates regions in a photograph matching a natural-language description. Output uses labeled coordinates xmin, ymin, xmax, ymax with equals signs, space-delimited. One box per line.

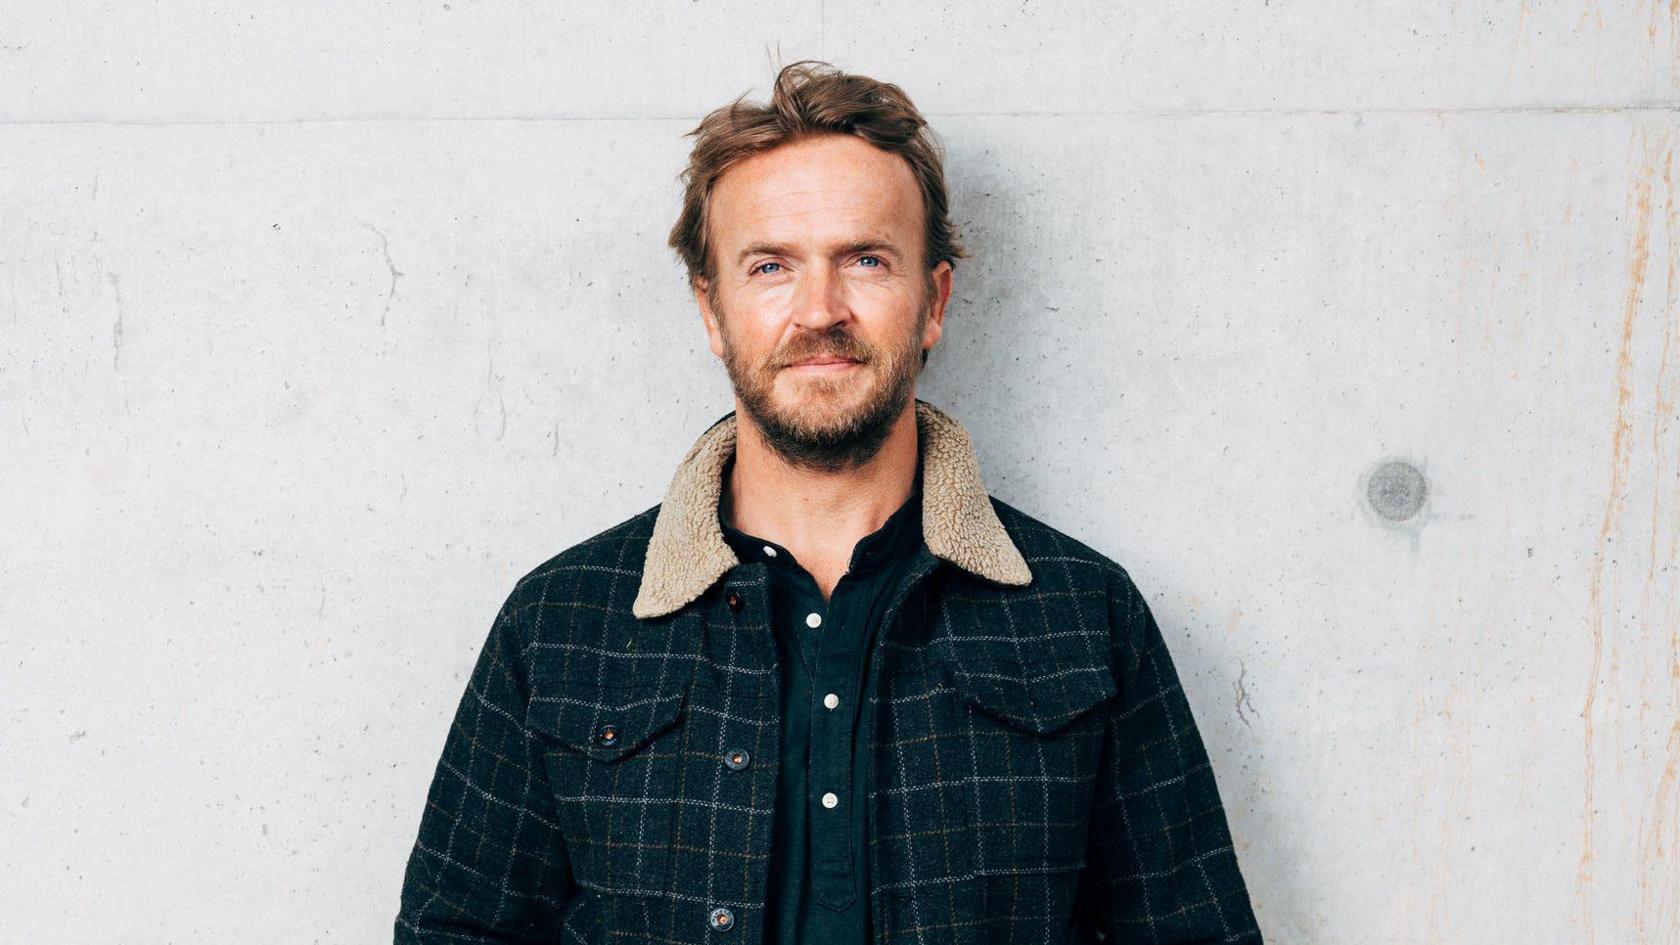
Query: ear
xmin=921 ymin=260 xmax=953 ymax=354
xmin=693 ymin=276 xmax=726 ymax=359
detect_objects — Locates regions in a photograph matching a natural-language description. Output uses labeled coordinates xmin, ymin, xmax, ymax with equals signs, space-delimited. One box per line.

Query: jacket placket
xmin=683 ymin=565 xmax=782 ymax=944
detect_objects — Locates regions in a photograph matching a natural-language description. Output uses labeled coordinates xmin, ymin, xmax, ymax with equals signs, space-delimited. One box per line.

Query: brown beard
xmin=713 ymin=277 xmax=932 ymax=474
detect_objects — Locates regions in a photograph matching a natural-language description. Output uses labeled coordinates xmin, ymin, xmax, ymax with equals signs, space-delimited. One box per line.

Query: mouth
xmin=785 ymin=356 xmax=863 ymax=373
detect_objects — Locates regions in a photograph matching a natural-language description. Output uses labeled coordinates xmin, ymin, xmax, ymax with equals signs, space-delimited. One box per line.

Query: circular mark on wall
xmin=1367 ymin=461 xmax=1427 ymax=522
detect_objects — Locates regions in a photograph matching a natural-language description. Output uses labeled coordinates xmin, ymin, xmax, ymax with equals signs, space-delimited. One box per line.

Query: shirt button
xmin=595 ymin=724 xmax=619 ymax=747
xmin=725 ymin=592 xmax=742 ymax=613
xmin=763 ymin=545 xmax=778 ymax=557
xmin=806 ymin=612 xmax=822 ymax=629
xmin=723 ymin=748 xmax=751 ymax=771
xmin=707 ymin=906 xmax=735 ymax=932
xmin=822 ymin=693 xmax=840 ymax=710
xmin=821 ymin=791 xmax=838 ymax=809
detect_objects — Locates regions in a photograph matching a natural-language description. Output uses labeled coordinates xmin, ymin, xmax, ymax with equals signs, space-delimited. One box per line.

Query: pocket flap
xmin=526 ymin=684 xmax=685 ymax=762
xmin=950 ymin=661 xmax=1116 ymax=735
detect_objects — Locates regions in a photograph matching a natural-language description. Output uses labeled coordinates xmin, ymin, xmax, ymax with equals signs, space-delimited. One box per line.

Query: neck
xmin=721 ymin=397 xmax=920 ymax=567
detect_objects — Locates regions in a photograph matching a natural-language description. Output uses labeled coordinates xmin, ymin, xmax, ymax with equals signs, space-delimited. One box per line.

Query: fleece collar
xmin=632 ymin=398 xmax=1033 ymax=619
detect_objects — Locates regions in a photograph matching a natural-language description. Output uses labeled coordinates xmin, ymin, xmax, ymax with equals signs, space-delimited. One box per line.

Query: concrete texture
xmin=1 ymin=3 xmax=1676 ymax=942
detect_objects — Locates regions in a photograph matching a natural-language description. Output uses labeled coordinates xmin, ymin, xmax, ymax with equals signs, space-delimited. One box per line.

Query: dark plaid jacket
xmin=395 ymin=399 xmax=1262 ymax=945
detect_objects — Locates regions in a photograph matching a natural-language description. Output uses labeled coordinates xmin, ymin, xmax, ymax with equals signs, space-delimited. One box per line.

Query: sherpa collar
xmin=632 ymin=398 xmax=1033 ymax=619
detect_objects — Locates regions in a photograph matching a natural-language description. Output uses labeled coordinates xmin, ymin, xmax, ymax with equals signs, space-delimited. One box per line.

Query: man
xmin=395 ymin=60 xmax=1262 ymax=945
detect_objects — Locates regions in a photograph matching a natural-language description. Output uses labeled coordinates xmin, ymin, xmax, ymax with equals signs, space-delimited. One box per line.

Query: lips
xmin=791 ymin=357 xmax=860 ymax=367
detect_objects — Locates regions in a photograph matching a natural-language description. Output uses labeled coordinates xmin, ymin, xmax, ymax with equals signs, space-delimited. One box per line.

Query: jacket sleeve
xmin=1072 ymin=565 xmax=1262 ymax=944
xmin=394 ymin=588 xmax=574 ymax=943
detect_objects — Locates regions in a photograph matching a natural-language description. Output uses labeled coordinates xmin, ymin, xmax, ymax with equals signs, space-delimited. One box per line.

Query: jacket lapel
xmin=632 ymin=398 xmax=1033 ymax=620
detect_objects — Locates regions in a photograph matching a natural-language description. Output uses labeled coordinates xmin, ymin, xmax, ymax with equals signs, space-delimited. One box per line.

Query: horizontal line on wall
xmin=0 ymin=103 xmax=1678 ymax=126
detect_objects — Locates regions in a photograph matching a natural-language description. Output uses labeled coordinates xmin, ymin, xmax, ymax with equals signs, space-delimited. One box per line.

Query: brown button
xmin=726 ymin=591 xmax=742 ymax=612
xmin=723 ymin=748 xmax=750 ymax=771
xmin=595 ymin=724 xmax=619 ymax=747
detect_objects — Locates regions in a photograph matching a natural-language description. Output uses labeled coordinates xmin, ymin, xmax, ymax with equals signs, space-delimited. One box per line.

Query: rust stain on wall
xmin=1582 ymin=122 xmax=1680 ymax=943
xmin=1634 ymin=132 xmax=1680 ymax=945
xmin=1580 ymin=123 xmax=1660 ymax=943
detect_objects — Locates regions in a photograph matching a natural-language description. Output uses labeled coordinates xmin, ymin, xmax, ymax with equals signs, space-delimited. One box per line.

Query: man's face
xmin=694 ymin=133 xmax=953 ymax=473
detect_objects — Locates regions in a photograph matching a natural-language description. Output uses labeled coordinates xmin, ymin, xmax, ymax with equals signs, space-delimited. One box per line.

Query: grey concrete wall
xmin=2 ymin=3 xmax=1676 ymax=942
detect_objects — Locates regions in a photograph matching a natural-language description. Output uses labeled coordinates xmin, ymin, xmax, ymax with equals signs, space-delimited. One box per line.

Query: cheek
xmin=720 ymin=312 xmax=783 ymax=367
xmin=855 ymin=297 xmax=927 ymax=348
xmin=854 ymin=280 xmax=924 ymax=320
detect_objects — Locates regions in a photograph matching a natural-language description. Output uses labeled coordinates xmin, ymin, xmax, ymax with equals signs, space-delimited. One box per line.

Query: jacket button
xmin=595 ymin=724 xmax=619 ymax=747
xmin=707 ymin=906 xmax=735 ymax=932
xmin=723 ymin=748 xmax=750 ymax=771
xmin=726 ymin=591 xmax=742 ymax=612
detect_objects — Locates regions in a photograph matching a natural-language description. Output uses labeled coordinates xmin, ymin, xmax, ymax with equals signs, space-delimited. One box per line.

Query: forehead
xmin=708 ymin=134 xmax=923 ymax=253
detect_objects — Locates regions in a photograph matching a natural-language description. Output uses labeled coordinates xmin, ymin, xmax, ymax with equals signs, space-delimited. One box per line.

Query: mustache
xmin=775 ymin=335 xmax=871 ymax=367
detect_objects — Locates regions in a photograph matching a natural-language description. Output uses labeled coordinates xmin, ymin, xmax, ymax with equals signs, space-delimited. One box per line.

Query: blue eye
xmin=752 ymin=261 xmax=782 ymax=275
xmin=858 ymin=255 xmax=881 ymax=267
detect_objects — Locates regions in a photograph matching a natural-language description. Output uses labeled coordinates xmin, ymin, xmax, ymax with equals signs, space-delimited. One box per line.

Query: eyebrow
xmin=734 ymin=238 xmax=903 ymax=266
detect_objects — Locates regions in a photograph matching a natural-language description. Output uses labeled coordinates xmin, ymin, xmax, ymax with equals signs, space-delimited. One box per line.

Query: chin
xmin=773 ymin=377 xmax=872 ymax=422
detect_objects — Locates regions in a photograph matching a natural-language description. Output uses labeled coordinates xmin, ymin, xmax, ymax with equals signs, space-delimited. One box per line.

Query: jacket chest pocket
xmin=526 ymin=680 xmax=686 ymax=896
xmin=944 ymin=657 xmax=1116 ymax=875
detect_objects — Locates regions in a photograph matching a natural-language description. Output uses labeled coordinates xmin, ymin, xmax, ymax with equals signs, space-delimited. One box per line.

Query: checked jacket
xmin=394 ymin=399 xmax=1262 ymax=945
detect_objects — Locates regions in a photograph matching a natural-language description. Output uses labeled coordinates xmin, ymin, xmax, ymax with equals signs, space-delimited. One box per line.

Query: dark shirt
xmin=718 ymin=458 xmax=928 ymax=945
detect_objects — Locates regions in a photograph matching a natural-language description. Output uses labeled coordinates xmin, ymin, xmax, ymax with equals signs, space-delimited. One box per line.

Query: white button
xmin=822 ymin=693 xmax=840 ymax=710
xmin=763 ymin=545 xmax=777 ymax=557
xmin=821 ymin=792 xmax=838 ymax=809
xmin=806 ymin=612 xmax=822 ymax=629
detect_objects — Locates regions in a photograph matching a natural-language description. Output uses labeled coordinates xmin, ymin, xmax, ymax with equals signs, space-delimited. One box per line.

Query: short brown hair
xmin=667 ymin=60 xmax=967 ymax=290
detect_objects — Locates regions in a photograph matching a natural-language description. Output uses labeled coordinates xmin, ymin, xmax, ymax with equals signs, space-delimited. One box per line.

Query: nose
xmin=790 ymin=260 xmax=848 ymax=332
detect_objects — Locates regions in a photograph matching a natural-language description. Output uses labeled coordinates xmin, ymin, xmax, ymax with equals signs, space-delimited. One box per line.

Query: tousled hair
xmin=668 ymin=60 xmax=966 ymax=292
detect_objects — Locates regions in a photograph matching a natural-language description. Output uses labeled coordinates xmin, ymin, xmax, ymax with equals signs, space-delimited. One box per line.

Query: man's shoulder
xmin=986 ymin=494 xmax=1140 ymax=599
xmin=501 ymin=501 xmax=662 ymax=612
xmin=984 ymin=496 xmax=1175 ymax=689
xmin=986 ymin=495 xmax=1175 ymax=681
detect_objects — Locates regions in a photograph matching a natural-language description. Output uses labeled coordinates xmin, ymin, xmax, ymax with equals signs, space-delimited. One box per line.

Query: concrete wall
xmin=2 ymin=3 xmax=1676 ymax=941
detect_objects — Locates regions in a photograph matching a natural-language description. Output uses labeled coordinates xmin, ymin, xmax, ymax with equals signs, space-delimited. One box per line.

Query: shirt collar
xmin=718 ymin=461 xmax=924 ymax=577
